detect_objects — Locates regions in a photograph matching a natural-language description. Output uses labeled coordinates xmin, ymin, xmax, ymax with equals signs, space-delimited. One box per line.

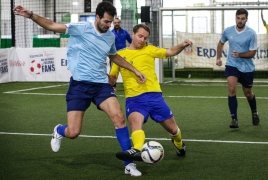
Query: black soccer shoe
xmin=252 ymin=112 xmax=260 ymax=126
xmin=230 ymin=119 xmax=239 ymax=128
xmin=171 ymin=139 xmax=186 ymax=157
xmin=116 ymin=148 xmax=143 ymax=161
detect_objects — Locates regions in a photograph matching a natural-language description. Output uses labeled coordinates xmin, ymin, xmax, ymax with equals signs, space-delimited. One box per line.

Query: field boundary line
xmin=3 ymin=91 xmax=268 ymax=100
xmin=0 ymin=132 xmax=268 ymax=145
xmin=2 ymin=83 xmax=268 ymax=100
xmin=3 ymin=84 xmax=69 ymax=94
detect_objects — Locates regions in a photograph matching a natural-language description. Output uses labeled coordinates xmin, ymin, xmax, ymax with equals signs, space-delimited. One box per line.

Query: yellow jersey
xmin=110 ymin=44 xmax=167 ymax=98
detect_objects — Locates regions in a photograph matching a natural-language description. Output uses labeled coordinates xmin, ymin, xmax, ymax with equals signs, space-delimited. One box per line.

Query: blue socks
xmin=228 ymin=96 xmax=238 ymax=120
xmin=116 ymin=126 xmax=132 ymax=166
xmin=247 ymin=95 xmax=257 ymax=113
xmin=57 ymin=125 xmax=67 ymax=137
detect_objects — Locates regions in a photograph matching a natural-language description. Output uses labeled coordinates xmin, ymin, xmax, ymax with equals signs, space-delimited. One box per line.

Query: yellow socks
xmin=131 ymin=130 xmax=145 ymax=151
xmin=131 ymin=129 xmax=182 ymax=151
xmin=171 ymin=128 xmax=183 ymax=149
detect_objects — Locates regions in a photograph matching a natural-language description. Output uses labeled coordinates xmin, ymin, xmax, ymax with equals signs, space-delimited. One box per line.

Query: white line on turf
xmin=3 ymin=84 xmax=268 ymax=100
xmin=3 ymin=91 xmax=268 ymax=100
xmin=0 ymin=132 xmax=267 ymax=145
xmin=3 ymin=84 xmax=69 ymax=94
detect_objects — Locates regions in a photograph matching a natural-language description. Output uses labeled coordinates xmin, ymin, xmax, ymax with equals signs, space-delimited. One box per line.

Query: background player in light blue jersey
xmin=13 ymin=2 xmax=146 ymax=177
xmin=216 ymin=8 xmax=260 ymax=129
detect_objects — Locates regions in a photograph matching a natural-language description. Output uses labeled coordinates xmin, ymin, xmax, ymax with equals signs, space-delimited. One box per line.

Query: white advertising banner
xmin=9 ymin=48 xmax=70 ymax=82
xmin=0 ymin=49 xmax=9 ymax=83
xmin=2 ymin=48 xmax=129 ymax=83
xmin=176 ymin=32 xmax=268 ymax=71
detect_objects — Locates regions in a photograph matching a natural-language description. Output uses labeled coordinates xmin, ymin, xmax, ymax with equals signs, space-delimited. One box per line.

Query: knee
xmin=66 ymin=129 xmax=80 ymax=139
xmin=169 ymin=128 xmax=179 ymax=136
xmin=228 ymin=87 xmax=236 ymax=95
xmin=244 ymin=92 xmax=253 ymax=99
xmin=111 ymin=111 xmax=126 ymax=128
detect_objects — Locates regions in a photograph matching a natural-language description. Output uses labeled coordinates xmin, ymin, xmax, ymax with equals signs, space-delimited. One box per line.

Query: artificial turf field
xmin=0 ymin=80 xmax=267 ymax=180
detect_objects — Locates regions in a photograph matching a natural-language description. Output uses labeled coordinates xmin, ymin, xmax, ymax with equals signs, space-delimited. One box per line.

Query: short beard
xmin=97 ymin=22 xmax=108 ymax=33
xmin=236 ymin=23 xmax=245 ymax=30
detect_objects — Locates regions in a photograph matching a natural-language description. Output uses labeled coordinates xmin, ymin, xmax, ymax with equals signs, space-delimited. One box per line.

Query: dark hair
xmin=133 ymin=24 xmax=150 ymax=35
xmin=96 ymin=1 xmax=117 ymax=19
xmin=236 ymin=8 xmax=248 ymax=18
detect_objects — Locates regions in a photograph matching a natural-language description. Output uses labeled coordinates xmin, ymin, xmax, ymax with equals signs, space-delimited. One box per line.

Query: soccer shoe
xmin=230 ymin=119 xmax=239 ymax=128
xmin=51 ymin=124 xmax=63 ymax=152
xmin=116 ymin=148 xmax=143 ymax=161
xmin=125 ymin=163 xmax=142 ymax=177
xmin=252 ymin=112 xmax=260 ymax=126
xmin=171 ymin=139 xmax=186 ymax=157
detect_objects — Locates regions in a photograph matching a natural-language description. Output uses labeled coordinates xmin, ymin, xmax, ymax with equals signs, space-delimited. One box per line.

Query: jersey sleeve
xmin=149 ymin=45 xmax=167 ymax=59
xmin=249 ymin=31 xmax=258 ymax=50
xmin=220 ymin=28 xmax=228 ymax=43
xmin=109 ymin=43 xmax=117 ymax=55
xmin=66 ymin=22 xmax=88 ymax=35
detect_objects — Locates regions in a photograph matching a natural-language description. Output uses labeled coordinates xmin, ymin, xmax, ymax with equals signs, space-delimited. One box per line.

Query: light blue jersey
xmin=66 ymin=22 xmax=116 ymax=83
xmin=221 ymin=25 xmax=257 ymax=72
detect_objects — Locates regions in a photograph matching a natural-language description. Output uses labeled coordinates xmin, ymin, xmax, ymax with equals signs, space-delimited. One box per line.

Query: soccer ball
xmin=141 ymin=141 xmax=164 ymax=164
xmin=30 ymin=60 xmax=41 ymax=74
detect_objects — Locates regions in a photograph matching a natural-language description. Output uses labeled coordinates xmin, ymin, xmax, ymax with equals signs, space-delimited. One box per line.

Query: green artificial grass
xmin=0 ymin=81 xmax=267 ymax=179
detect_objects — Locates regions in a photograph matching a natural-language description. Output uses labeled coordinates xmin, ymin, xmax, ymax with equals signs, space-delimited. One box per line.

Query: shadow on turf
xmin=51 ymin=153 xmax=121 ymax=168
xmin=49 ymin=152 xmax=185 ymax=174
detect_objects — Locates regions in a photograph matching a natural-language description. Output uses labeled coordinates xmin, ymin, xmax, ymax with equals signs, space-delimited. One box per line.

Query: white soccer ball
xmin=141 ymin=141 xmax=164 ymax=164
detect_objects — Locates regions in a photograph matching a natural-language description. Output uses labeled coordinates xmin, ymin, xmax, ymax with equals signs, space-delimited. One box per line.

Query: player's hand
xmin=182 ymin=39 xmax=193 ymax=48
xmin=216 ymin=59 xmax=222 ymax=66
xmin=135 ymin=71 xmax=146 ymax=84
xmin=13 ymin=5 xmax=32 ymax=18
xmin=232 ymin=50 xmax=239 ymax=58
xmin=107 ymin=74 xmax=117 ymax=85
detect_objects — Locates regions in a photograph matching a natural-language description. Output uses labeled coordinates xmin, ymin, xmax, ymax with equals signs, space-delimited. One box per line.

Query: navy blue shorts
xmin=225 ymin=65 xmax=254 ymax=88
xmin=66 ymin=77 xmax=116 ymax=112
xmin=125 ymin=92 xmax=173 ymax=123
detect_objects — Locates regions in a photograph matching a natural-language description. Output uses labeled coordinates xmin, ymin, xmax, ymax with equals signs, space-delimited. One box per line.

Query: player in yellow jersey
xmin=261 ymin=10 xmax=268 ymax=33
xmin=109 ymin=24 xmax=192 ymax=164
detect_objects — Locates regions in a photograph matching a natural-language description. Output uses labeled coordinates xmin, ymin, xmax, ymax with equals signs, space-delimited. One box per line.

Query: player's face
xmin=96 ymin=12 xmax=113 ymax=33
xmin=236 ymin=14 xmax=247 ymax=30
xmin=132 ymin=28 xmax=149 ymax=49
xmin=113 ymin=19 xmax=121 ymax=29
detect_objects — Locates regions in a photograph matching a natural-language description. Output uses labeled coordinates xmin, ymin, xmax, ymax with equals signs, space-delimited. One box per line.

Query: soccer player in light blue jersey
xmin=13 ymin=2 xmax=146 ymax=176
xmin=216 ymin=8 xmax=260 ymax=128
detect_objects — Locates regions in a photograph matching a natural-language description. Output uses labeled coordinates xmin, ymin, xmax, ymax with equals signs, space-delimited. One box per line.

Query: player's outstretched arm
xmin=166 ymin=39 xmax=193 ymax=57
xmin=261 ymin=10 xmax=267 ymax=26
xmin=13 ymin=5 xmax=66 ymax=33
xmin=109 ymin=54 xmax=146 ymax=84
